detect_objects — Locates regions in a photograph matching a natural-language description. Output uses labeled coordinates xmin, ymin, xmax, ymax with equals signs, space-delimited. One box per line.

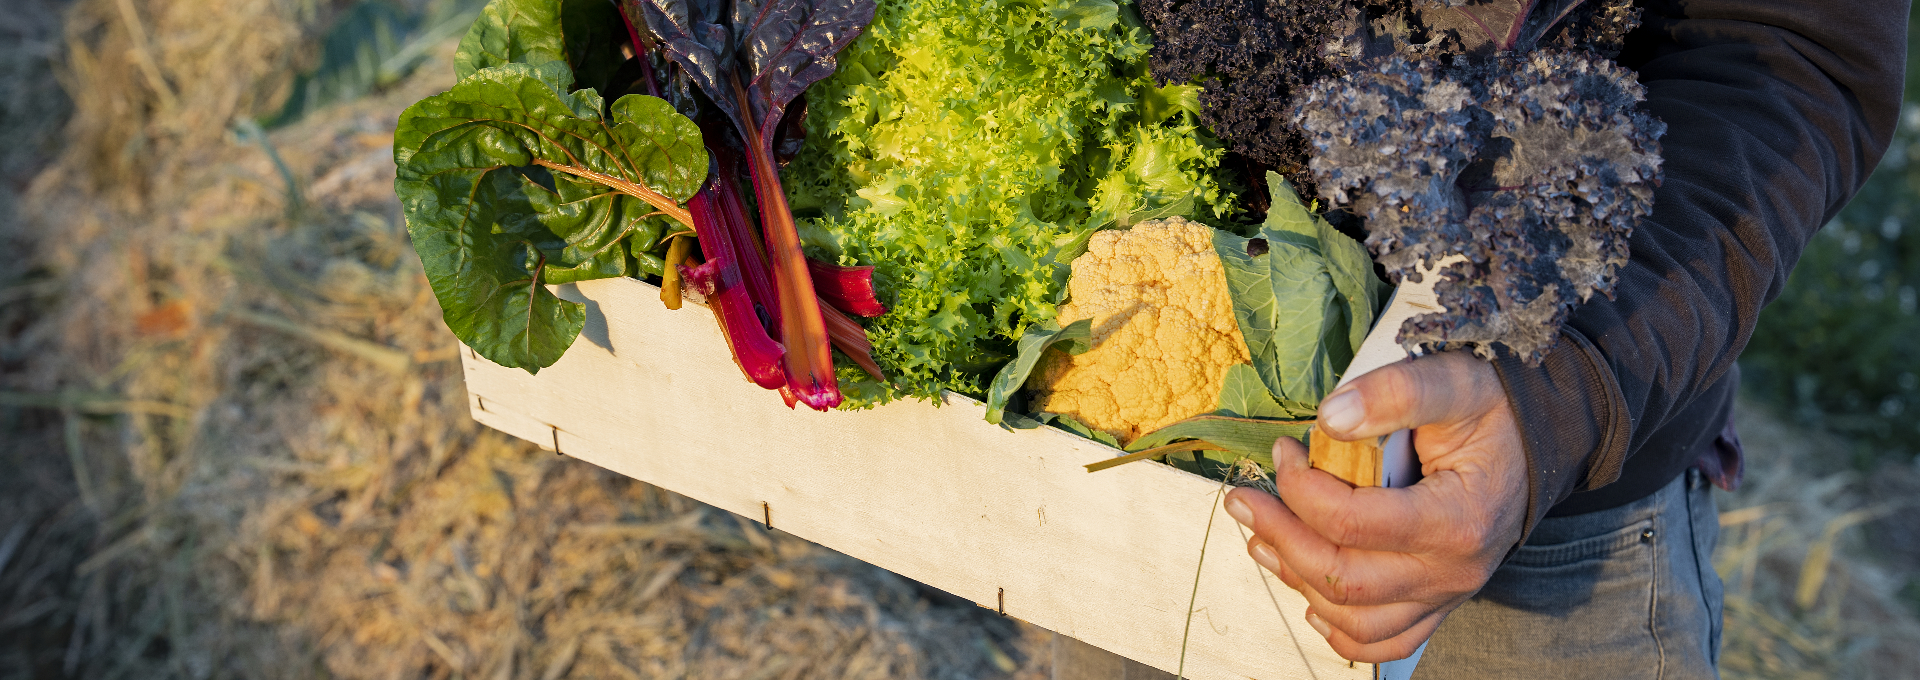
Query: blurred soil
xmin=0 ymin=1 xmax=1916 ymax=680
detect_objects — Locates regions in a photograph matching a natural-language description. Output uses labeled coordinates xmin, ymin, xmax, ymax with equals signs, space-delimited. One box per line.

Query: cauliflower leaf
xmin=1214 ymin=174 xmax=1380 ymax=405
xmin=982 ymin=318 xmax=1092 ymax=426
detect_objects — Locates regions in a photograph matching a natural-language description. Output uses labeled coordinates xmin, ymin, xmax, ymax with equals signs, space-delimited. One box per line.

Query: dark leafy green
xmin=394 ymin=62 xmax=707 ymax=371
xmin=731 ymin=0 xmax=877 ymax=144
xmin=631 ymin=0 xmax=739 ymax=128
xmin=632 ymin=0 xmax=877 ymax=410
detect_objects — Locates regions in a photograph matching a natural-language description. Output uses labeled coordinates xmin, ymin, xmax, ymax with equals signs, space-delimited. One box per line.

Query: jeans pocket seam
xmin=1508 ymin=518 xmax=1656 ymax=568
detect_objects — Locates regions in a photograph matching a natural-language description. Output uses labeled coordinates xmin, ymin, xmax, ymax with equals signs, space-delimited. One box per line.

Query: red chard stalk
xmin=806 ymin=259 xmax=888 ymax=318
xmin=633 ymin=0 xmax=876 ymax=411
xmin=680 ymin=166 xmax=788 ymax=389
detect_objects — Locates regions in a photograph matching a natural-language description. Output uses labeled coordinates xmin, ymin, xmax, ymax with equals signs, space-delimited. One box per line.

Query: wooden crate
xmin=460 ymin=277 xmax=1417 ymax=680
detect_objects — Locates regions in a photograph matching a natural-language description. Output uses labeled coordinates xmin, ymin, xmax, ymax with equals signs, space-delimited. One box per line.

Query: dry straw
xmin=0 ymin=1 xmax=1046 ymax=677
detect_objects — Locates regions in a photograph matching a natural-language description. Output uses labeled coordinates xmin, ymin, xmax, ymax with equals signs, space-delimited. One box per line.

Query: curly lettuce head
xmin=784 ymin=0 xmax=1232 ymax=405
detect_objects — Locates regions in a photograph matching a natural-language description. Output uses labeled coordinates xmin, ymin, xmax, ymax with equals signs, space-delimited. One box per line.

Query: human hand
xmin=1223 ymin=351 xmax=1530 ymax=662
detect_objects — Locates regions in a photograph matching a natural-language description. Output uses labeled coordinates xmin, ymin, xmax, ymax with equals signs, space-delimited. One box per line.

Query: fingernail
xmin=1250 ymin=541 xmax=1280 ymax=571
xmin=1307 ymin=612 xmax=1332 ymax=638
xmin=1319 ymin=390 xmax=1363 ymax=433
xmin=1225 ymin=496 xmax=1252 ymax=526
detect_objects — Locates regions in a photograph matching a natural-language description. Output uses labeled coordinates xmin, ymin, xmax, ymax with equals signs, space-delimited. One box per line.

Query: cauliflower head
xmin=1028 ymin=217 xmax=1250 ymax=443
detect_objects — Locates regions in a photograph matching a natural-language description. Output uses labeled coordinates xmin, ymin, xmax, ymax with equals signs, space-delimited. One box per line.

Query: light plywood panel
xmin=460 ymin=277 xmax=1380 ymax=680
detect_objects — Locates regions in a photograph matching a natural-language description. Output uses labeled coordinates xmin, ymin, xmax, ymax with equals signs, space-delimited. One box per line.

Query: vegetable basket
xmin=457 ymin=276 xmax=1435 ymax=680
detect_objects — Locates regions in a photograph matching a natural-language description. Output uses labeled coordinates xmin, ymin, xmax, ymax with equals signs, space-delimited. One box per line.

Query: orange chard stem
xmin=731 ymin=72 xmax=840 ymax=410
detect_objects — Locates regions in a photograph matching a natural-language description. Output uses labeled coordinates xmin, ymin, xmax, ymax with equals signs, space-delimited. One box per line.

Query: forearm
xmin=1495 ymin=0 xmax=1908 ymax=535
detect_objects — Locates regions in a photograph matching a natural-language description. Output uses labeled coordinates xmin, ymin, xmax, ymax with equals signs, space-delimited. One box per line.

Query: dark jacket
xmin=1491 ymin=0 xmax=1910 ymax=536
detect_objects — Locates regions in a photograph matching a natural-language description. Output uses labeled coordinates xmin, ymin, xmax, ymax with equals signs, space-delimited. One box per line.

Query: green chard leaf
xmin=394 ymin=63 xmax=707 ymax=371
xmin=524 ymin=172 xmax=671 ymax=285
xmin=982 ymin=318 xmax=1093 ymax=425
xmin=456 ymin=0 xmax=626 ymax=92
xmin=457 ymin=0 xmax=569 ymax=80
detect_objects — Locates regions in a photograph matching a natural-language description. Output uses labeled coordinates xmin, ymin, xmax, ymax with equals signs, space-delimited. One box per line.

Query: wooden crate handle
xmin=1307 ymin=426 xmax=1382 ymax=488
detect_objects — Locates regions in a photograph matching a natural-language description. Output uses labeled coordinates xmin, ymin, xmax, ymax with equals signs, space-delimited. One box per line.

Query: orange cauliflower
xmin=1028 ymin=217 xmax=1250 ymax=443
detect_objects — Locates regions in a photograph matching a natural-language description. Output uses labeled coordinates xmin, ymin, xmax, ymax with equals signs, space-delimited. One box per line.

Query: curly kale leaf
xmin=1139 ymin=0 xmax=1643 ymax=203
xmin=1298 ymin=51 xmax=1663 ymax=365
xmin=1297 ymin=57 xmax=1479 ymax=278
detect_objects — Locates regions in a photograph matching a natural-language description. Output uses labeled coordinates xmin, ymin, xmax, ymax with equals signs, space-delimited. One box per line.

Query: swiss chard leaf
xmin=632 ymin=0 xmax=741 ymax=130
xmin=732 ymin=0 xmax=877 ymax=143
xmin=403 ymin=164 xmax=585 ymax=372
xmin=524 ymin=172 xmax=670 ymax=284
xmin=457 ymin=0 xmax=627 ymax=92
xmin=395 ymin=63 xmax=706 ymax=370
xmin=982 ymin=318 xmax=1093 ymax=426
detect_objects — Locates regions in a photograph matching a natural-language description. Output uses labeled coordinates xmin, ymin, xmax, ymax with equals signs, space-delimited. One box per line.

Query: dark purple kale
xmin=1415 ymin=0 xmax=1640 ymax=57
xmin=1529 ymin=0 xmax=1642 ymax=58
xmin=1136 ymin=0 xmax=1357 ymax=184
xmin=1295 ymin=58 xmax=1479 ymax=278
xmin=1139 ymin=0 xmax=1636 ymax=201
xmin=1298 ymin=49 xmax=1663 ymax=364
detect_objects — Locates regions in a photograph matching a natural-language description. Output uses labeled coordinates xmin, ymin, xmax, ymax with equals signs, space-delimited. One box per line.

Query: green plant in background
xmin=1740 ymin=6 xmax=1920 ymax=467
xmin=268 ymin=0 xmax=488 ymax=127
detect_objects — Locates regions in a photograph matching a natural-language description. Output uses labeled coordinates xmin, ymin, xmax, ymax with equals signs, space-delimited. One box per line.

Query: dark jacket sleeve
xmin=1491 ymin=0 xmax=1909 ymax=539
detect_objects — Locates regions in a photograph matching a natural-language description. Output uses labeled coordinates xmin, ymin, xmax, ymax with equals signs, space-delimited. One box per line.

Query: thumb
xmin=1317 ymin=352 xmax=1501 ymax=441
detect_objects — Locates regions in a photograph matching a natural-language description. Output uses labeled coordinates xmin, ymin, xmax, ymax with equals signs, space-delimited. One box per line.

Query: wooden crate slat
xmin=459 ymin=277 xmax=1376 ymax=680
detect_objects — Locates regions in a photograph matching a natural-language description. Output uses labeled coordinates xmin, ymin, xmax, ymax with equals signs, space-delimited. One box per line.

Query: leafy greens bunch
xmin=782 ymin=0 xmax=1236 ymax=405
xmin=396 ymin=0 xmax=890 ymax=410
xmin=1294 ymin=0 xmax=1663 ymax=364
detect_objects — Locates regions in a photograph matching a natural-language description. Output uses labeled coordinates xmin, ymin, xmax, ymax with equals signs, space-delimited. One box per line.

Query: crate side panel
xmin=459 ymin=278 xmax=1371 ymax=680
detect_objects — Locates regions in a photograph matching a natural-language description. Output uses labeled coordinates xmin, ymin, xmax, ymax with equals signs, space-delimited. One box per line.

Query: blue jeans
xmin=1050 ymin=470 xmax=1724 ymax=679
xmin=1416 ymin=468 xmax=1725 ymax=679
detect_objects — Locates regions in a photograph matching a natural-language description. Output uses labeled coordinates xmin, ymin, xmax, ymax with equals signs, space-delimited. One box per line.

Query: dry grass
xmin=0 ymin=1 xmax=1048 ymax=677
xmin=2 ymin=1 xmax=1917 ymax=679
xmin=1715 ymin=401 xmax=1920 ymax=680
